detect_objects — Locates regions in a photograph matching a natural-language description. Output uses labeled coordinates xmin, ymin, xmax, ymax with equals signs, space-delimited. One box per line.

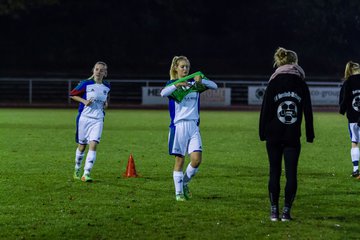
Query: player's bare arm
xmin=71 ymin=96 xmax=93 ymax=106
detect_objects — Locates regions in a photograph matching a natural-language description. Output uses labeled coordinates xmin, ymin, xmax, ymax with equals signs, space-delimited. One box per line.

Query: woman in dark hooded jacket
xmin=259 ymin=47 xmax=315 ymax=221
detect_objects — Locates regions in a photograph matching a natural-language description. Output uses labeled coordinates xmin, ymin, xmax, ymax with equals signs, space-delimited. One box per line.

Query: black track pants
xmin=266 ymin=141 xmax=301 ymax=208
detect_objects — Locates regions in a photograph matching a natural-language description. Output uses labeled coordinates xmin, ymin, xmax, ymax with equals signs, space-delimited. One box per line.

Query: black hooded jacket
xmin=259 ymin=73 xmax=315 ymax=145
xmin=339 ymin=74 xmax=360 ymax=123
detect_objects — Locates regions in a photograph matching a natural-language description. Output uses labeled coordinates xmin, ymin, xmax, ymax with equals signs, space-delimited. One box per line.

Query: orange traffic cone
xmin=123 ymin=154 xmax=138 ymax=178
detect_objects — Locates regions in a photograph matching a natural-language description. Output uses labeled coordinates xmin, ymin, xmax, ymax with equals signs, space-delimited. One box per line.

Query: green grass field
xmin=0 ymin=108 xmax=358 ymax=239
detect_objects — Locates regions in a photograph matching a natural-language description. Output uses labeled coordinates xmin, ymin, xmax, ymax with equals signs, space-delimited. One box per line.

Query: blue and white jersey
xmin=70 ymin=79 xmax=110 ymax=120
xmin=170 ymin=91 xmax=201 ymax=126
xmin=161 ymin=79 xmax=217 ymax=126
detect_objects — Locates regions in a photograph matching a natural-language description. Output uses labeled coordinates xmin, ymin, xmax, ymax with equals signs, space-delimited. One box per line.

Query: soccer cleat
xmin=351 ymin=169 xmax=359 ymax=177
xmin=81 ymin=174 xmax=93 ymax=182
xmin=281 ymin=207 xmax=292 ymax=222
xmin=183 ymin=184 xmax=192 ymax=200
xmin=73 ymin=169 xmax=81 ymax=180
xmin=270 ymin=205 xmax=279 ymax=222
xmin=175 ymin=194 xmax=186 ymax=202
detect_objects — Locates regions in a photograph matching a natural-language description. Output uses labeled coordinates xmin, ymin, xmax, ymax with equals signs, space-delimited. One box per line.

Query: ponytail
xmin=344 ymin=61 xmax=360 ymax=80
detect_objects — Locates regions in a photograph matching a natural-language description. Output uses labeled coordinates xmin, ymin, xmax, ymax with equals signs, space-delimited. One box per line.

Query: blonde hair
xmin=88 ymin=61 xmax=108 ymax=79
xmin=169 ymin=56 xmax=190 ymax=80
xmin=273 ymin=47 xmax=298 ymax=68
xmin=344 ymin=61 xmax=360 ymax=80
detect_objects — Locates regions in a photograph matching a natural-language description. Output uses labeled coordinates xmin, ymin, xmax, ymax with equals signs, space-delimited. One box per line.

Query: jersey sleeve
xmin=259 ymin=82 xmax=273 ymax=141
xmin=303 ymin=81 xmax=315 ymax=143
xmin=103 ymin=80 xmax=111 ymax=92
xmin=201 ymin=79 xmax=218 ymax=90
xmin=339 ymin=82 xmax=347 ymax=115
xmin=161 ymin=85 xmax=177 ymax=97
xmin=69 ymin=80 xmax=87 ymax=97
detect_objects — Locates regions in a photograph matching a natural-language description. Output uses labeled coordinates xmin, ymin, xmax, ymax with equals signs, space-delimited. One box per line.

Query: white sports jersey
xmin=161 ymin=79 xmax=217 ymax=126
xmin=70 ymin=79 xmax=111 ymax=119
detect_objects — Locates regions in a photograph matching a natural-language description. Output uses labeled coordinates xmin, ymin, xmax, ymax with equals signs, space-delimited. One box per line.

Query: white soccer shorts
xmin=349 ymin=123 xmax=360 ymax=143
xmin=77 ymin=116 xmax=104 ymax=145
xmin=168 ymin=120 xmax=202 ymax=156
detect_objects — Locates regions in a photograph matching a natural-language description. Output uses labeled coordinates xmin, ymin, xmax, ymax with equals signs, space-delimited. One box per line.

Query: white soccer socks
xmin=84 ymin=150 xmax=97 ymax=175
xmin=173 ymin=163 xmax=200 ymax=197
xmin=351 ymin=147 xmax=359 ymax=172
xmin=173 ymin=171 xmax=184 ymax=195
xmin=183 ymin=163 xmax=199 ymax=186
xmin=75 ymin=148 xmax=85 ymax=170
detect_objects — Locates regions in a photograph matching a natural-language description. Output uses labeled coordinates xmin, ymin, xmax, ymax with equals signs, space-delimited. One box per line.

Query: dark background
xmin=1 ymin=0 xmax=359 ymax=79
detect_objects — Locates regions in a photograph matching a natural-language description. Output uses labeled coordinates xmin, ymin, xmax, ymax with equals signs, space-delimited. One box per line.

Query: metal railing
xmin=0 ymin=77 xmax=342 ymax=107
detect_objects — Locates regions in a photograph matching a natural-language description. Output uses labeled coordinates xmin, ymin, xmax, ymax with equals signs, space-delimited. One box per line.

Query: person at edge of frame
xmin=339 ymin=61 xmax=360 ymax=179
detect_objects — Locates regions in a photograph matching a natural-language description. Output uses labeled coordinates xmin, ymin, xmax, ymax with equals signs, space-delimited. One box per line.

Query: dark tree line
xmin=1 ymin=0 xmax=359 ymax=79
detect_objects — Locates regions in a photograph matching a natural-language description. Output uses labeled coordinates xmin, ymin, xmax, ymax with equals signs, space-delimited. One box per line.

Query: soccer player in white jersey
xmin=69 ymin=61 xmax=110 ymax=182
xmin=160 ymin=56 xmax=218 ymax=201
